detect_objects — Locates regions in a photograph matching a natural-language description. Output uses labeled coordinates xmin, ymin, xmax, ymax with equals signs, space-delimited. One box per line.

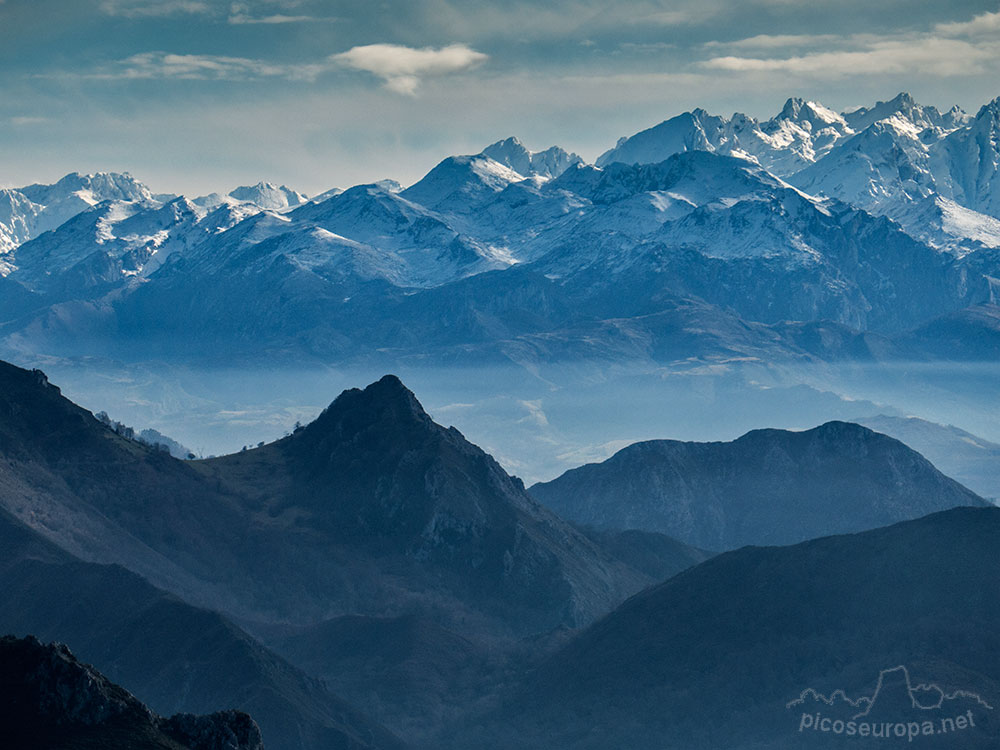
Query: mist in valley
xmin=23 ymin=354 xmax=999 ymax=488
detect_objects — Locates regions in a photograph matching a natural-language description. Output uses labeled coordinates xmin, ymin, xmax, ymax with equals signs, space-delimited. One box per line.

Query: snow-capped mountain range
xmin=1 ymin=95 xmax=999 ymax=365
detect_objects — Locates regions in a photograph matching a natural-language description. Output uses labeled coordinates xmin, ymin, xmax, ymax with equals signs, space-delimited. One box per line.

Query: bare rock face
xmin=0 ymin=635 xmax=152 ymax=729
xmin=0 ymin=634 xmax=264 ymax=750
xmin=161 ymin=711 xmax=265 ymax=750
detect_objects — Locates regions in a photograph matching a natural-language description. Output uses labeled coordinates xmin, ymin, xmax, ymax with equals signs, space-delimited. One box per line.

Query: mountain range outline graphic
xmin=787 ymin=666 xmax=994 ymax=721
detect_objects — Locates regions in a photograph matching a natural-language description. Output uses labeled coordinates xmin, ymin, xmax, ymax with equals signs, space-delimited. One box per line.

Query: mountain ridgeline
xmin=529 ymin=421 xmax=988 ymax=550
xmin=0 ymin=359 xmax=996 ymax=749
xmin=0 ymin=634 xmax=264 ymax=750
xmin=0 ymin=360 xmax=706 ymax=745
xmin=0 ymin=360 xmax=672 ymax=640
xmin=1 ymin=94 xmax=1000 ymax=367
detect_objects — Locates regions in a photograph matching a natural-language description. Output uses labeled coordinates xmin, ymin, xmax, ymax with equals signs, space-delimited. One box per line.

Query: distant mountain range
xmin=1 ymin=93 xmax=999 ymax=367
xmin=529 ymin=421 xmax=988 ymax=549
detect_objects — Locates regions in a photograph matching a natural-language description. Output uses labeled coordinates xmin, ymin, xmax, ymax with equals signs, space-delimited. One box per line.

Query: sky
xmin=2 ymin=0 xmax=1000 ymax=197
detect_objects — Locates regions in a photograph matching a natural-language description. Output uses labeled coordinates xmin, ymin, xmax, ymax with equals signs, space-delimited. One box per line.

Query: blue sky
xmin=2 ymin=0 xmax=1000 ymax=196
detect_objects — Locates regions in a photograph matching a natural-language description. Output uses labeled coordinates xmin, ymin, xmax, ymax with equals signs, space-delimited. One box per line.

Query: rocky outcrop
xmin=0 ymin=634 xmax=263 ymax=750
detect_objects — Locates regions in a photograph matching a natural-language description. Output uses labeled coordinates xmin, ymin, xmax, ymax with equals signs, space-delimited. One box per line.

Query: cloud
xmin=705 ymin=33 xmax=841 ymax=50
xmin=67 ymin=41 xmax=486 ymax=89
xmin=106 ymin=52 xmax=325 ymax=80
xmin=935 ymin=9 xmax=1000 ymax=36
xmin=698 ymin=6 xmax=1000 ymax=80
xmin=638 ymin=9 xmax=710 ymax=25
xmin=618 ymin=42 xmax=677 ymax=54
xmin=8 ymin=116 xmax=50 ymax=126
xmin=516 ymin=399 xmax=549 ymax=428
xmin=227 ymin=1 xmax=331 ymax=24
xmin=100 ymin=0 xmax=210 ymax=17
xmin=332 ymin=43 xmax=488 ymax=95
xmin=228 ymin=13 xmax=316 ymax=23
xmin=703 ymin=34 xmax=999 ymax=78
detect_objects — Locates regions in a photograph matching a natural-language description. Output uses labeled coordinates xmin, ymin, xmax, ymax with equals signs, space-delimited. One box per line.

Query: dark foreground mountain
xmin=530 ymin=421 xmax=987 ymax=549
xmin=460 ymin=506 xmax=1000 ymax=749
xmin=0 ymin=634 xmax=262 ymax=750
xmin=0 ymin=505 xmax=403 ymax=750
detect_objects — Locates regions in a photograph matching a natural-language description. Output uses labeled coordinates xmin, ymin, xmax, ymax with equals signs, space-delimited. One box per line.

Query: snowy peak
xmin=285 ymin=182 xmax=511 ymax=286
xmin=934 ymin=96 xmax=1000 ymax=218
xmin=788 ymin=115 xmax=938 ymax=236
xmin=596 ymin=109 xmax=728 ymax=168
xmin=843 ymin=92 xmax=963 ymax=136
xmin=777 ymin=97 xmax=848 ymax=130
xmin=19 ymin=171 xmax=153 ymax=207
xmin=481 ymin=137 xmax=533 ymax=174
xmin=592 ymin=94 xmax=974 ymax=184
xmin=228 ymin=181 xmax=307 ymax=210
xmin=973 ymin=95 xmax=1000 ymax=123
xmin=6 ymin=193 xmax=209 ymax=292
xmin=553 ymin=149 xmax=784 ymax=208
xmin=596 ymin=101 xmax=853 ymax=176
xmin=942 ymin=105 xmax=971 ymax=131
xmin=9 ymin=171 xmax=156 ymax=243
xmin=0 ymin=189 xmax=44 ymax=258
xmin=481 ymin=137 xmax=583 ymax=179
xmin=401 ymin=154 xmax=525 ymax=211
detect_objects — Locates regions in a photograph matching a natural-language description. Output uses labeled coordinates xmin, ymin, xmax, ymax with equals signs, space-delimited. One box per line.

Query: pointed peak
xmin=779 ymin=97 xmax=805 ymax=118
xmin=227 ymin=182 xmax=305 ymax=209
xmin=369 ymin=373 xmax=412 ymax=395
xmin=373 ymin=178 xmax=402 ymax=193
xmin=360 ymin=374 xmax=425 ymax=411
xmin=890 ymin=91 xmax=916 ymax=106
xmin=305 ymin=374 xmax=432 ymax=441
xmin=481 ymin=136 xmax=530 ymax=158
xmin=975 ymin=96 xmax=1000 ymax=119
xmin=484 ymin=135 xmax=526 ymax=151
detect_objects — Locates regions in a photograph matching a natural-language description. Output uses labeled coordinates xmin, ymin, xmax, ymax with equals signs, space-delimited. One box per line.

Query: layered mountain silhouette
xmin=0 ymin=505 xmax=403 ymax=750
xmin=530 ymin=421 xmax=987 ymax=549
xmin=3 ymin=358 xmax=1000 ymax=749
xmin=462 ymin=507 xmax=1000 ymax=749
xmin=0 ymin=634 xmax=263 ymax=750
xmin=0 ymin=360 xmax=688 ymax=639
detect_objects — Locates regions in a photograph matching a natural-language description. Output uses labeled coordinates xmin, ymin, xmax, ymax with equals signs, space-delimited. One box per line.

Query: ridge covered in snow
xmin=3 ymin=96 xmax=1000 ymax=365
